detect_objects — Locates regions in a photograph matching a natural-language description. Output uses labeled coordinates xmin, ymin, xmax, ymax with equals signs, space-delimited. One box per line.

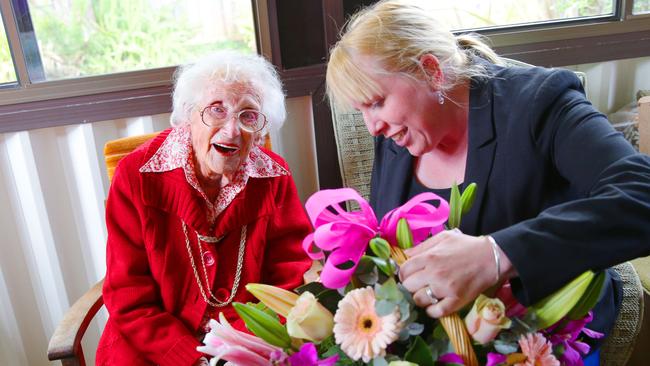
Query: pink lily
xmin=302 ymin=188 xmax=449 ymax=288
xmin=546 ymin=312 xmax=603 ymax=366
xmin=287 ymin=343 xmax=339 ymax=366
xmin=197 ymin=313 xmax=284 ymax=366
xmin=486 ymin=352 xmax=507 ymax=366
xmin=438 ymin=352 xmax=465 ymax=364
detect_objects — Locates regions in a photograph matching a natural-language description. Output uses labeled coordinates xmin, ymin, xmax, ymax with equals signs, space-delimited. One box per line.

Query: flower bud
xmin=396 ymin=218 xmax=413 ymax=249
xmin=369 ymin=237 xmax=391 ymax=259
xmin=286 ymin=291 xmax=334 ymax=343
xmin=246 ymin=283 xmax=300 ymax=317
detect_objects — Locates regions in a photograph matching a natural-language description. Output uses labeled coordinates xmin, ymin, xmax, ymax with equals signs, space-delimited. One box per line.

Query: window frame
xmin=0 ymin=0 xmax=648 ymax=135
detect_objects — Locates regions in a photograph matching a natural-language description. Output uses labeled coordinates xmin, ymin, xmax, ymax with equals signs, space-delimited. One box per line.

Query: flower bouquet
xmin=198 ymin=186 xmax=606 ymax=366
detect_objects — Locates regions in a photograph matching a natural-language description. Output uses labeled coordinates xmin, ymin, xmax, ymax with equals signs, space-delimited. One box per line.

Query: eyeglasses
xmin=199 ymin=104 xmax=267 ymax=133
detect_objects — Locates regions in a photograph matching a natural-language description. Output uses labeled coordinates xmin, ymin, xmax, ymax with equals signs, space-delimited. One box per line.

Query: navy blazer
xmin=370 ymin=61 xmax=650 ymax=339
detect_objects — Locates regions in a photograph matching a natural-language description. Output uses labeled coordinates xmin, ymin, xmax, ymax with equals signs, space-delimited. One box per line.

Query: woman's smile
xmin=212 ymin=142 xmax=240 ymax=156
xmin=389 ymin=128 xmax=408 ymax=146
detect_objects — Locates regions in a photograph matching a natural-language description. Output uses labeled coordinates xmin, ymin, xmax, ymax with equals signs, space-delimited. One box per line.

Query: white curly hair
xmin=170 ymin=50 xmax=286 ymax=135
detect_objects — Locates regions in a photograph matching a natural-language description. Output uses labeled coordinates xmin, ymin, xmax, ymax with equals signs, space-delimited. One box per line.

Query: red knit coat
xmin=96 ymin=130 xmax=312 ymax=365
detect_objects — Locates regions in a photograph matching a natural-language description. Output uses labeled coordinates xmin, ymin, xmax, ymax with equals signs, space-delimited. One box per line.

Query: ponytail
xmin=456 ymin=33 xmax=504 ymax=66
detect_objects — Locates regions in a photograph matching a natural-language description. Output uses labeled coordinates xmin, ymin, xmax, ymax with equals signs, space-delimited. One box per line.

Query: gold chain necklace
xmin=182 ymin=221 xmax=246 ymax=307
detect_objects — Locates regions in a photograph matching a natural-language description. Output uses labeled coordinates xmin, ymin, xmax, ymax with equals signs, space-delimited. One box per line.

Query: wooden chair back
xmin=104 ymin=132 xmax=160 ymax=182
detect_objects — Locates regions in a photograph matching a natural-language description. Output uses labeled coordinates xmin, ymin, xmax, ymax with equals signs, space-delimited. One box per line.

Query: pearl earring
xmin=437 ymin=91 xmax=445 ymax=105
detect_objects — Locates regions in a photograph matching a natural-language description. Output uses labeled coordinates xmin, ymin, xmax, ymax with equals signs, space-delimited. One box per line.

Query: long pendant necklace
xmin=183 ymin=220 xmax=246 ymax=307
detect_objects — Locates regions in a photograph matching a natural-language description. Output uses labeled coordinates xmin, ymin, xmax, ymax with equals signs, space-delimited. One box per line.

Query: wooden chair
xmin=47 ymin=132 xmax=159 ymax=365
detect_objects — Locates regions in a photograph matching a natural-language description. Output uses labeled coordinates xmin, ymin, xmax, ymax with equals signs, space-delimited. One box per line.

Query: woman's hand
xmin=399 ymin=230 xmax=514 ymax=318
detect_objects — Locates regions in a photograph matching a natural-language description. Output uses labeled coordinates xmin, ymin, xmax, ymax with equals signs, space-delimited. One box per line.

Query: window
xmin=1 ymin=14 xmax=16 ymax=84
xmin=25 ymin=0 xmax=257 ymax=81
xmin=391 ymin=0 xmax=616 ymax=31
xmin=633 ymin=0 xmax=650 ymax=14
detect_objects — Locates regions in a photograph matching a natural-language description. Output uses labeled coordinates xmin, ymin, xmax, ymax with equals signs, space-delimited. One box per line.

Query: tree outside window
xmin=402 ymin=0 xmax=614 ymax=30
xmin=1 ymin=15 xmax=17 ymax=84
xmin=633 ymin=0 xmax=650 ymax=14
xmin=26 ymin=0 xmax=256 ymax=81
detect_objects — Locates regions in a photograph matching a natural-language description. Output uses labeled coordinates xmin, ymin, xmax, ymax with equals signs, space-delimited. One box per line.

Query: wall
xmin=0 ymin=95 xmax=318 ymax=365
xmin=569 ymin=56 xmax=650 ymax=115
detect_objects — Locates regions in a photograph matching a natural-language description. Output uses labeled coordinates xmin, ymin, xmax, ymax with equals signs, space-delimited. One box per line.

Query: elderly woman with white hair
xmin=96 ymin=51 xmax=312 ymax=366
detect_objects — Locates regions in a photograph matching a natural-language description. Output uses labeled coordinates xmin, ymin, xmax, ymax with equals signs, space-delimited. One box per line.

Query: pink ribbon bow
xmin=302 ymin=188 xmax=450 ymax=289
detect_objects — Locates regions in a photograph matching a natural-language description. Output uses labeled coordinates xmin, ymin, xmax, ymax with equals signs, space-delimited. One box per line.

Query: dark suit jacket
xmin=370 ymin=60 xmax=650 ymax=340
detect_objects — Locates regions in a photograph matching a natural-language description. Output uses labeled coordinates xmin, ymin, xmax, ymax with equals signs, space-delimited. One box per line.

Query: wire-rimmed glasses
xmin=199 ymin=104 xmax=267 ymax=133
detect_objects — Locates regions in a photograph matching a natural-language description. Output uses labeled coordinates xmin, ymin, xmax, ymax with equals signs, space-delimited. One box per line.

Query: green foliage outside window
xmin=552 ymin=0 xmax=613 ymax=17
xmin=1 ymin=22 xmax=17 ymax=83
xmin=633 ymin=0 xmax=650 ymax=13
xmin=30 ymin=0 xmax=255 ymax=80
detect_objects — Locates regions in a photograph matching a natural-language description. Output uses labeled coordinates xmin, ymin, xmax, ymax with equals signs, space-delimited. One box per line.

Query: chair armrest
xmin=47 ymin=278 xmax=105 ymax=363
xmin=639 ymin=96 xmax=650 ymax=155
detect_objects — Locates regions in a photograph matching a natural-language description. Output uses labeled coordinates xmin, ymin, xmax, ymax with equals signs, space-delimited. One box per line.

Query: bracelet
xmin=486 ymin=235 xmax=501 ymax=285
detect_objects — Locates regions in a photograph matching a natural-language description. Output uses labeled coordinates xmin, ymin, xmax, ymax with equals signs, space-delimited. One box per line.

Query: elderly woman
xmin=97 ymin=51 xmax=312 ymax=366
xmin=326 ymin=0 xmax=650 ymax=362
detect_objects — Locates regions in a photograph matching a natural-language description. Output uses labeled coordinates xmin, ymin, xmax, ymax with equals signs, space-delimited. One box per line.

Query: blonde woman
xmin=326 ymin=0 xmax=650 ymax=363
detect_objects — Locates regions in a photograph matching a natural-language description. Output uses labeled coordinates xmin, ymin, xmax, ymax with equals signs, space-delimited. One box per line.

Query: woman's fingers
xmin=404 ymin=230 xmax=457 ymax=257
xmin=412 ymin=284 xmax=442 ymax=307
xmin=425 ymin=296 xmax=462 ymax=318
xmin=399 ymin=254 xmax=431 ymax=285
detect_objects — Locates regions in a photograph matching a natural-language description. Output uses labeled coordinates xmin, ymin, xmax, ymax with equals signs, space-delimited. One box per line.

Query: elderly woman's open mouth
xmin=213 ymin=142 xmax=240 ymax=156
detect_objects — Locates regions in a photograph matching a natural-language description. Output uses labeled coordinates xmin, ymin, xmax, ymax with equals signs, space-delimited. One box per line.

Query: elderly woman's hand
xmin=399 ymin=230 xmax=514 ymax=318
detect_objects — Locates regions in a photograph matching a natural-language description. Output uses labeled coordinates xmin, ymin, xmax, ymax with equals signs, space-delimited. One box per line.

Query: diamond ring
xmin=425 ymin=285 xmax=439 ymax=305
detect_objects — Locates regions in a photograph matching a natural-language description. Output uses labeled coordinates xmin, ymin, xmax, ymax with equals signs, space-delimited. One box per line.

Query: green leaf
xmin=365 ymin=255 xmax=395 ymax=277
xmin=405 ymin=336 xmax=435 ymax=366
xmin=375 ymin=278 xmax=402 ymax=302
xmin=460 ymin=182 xmax=477 ymax=215
xmin=448 ymin=182 xmax=462 ymax=229
xmin=407 ymin=322 xmax=425 ymax=336
xmin=432 ymin=322 xmax=448 ymax=340
xmin=531 ymin=271 xmax=596 ymax=328
xmin=357 ymin=266 xmax=379 ymax=285
xmin=357 ymin=255 xmax=376 ymax=273
xmin=396 ymin=218 xmax=414 ymax=249
xmin=249 ymin=301 xmax=279 ymax=320
xmin=232 ymin=302 xmax=292 ymax=349
xmin=376 ymin=299 xmax=397 ymax=316
xmin=494 ymin=339 xmax=519 ymax=354
xmin=567 ymin=270 xmax=607 ymax=320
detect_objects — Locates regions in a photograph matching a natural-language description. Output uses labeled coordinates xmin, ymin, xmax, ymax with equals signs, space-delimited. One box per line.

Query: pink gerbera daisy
xmin=333 ymin=287 xmax=402 ymax=363
xmin=516 ymin=332 xmax=560 ymax=366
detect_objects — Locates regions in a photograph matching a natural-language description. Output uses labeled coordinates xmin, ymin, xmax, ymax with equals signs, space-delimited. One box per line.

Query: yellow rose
xmin=464 ymin=294 xmax=512 ymax=344
xmin=286 ymin=291 xmax=334 ymax=343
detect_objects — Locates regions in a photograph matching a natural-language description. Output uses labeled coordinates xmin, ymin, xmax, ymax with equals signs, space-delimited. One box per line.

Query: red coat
xmin=97 ymin=130 xmax=312 ymax=365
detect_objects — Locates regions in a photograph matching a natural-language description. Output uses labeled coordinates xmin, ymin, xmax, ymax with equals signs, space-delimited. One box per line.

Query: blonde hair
xmin=326 ymin=0 xmax=502 ymax=111
xmin=171 ymin=50 xmax=286 ymax=134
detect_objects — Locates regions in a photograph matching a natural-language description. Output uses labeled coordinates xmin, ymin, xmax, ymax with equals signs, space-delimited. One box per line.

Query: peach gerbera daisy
xmin=516 ymin=332 xmax=560 ymax=366
xmin=333 ymin=287 xmax=402 ymax=362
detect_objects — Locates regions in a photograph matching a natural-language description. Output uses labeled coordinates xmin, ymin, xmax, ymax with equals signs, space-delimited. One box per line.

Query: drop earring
xmin=437 ymin=91 xmax=445 ymax=105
